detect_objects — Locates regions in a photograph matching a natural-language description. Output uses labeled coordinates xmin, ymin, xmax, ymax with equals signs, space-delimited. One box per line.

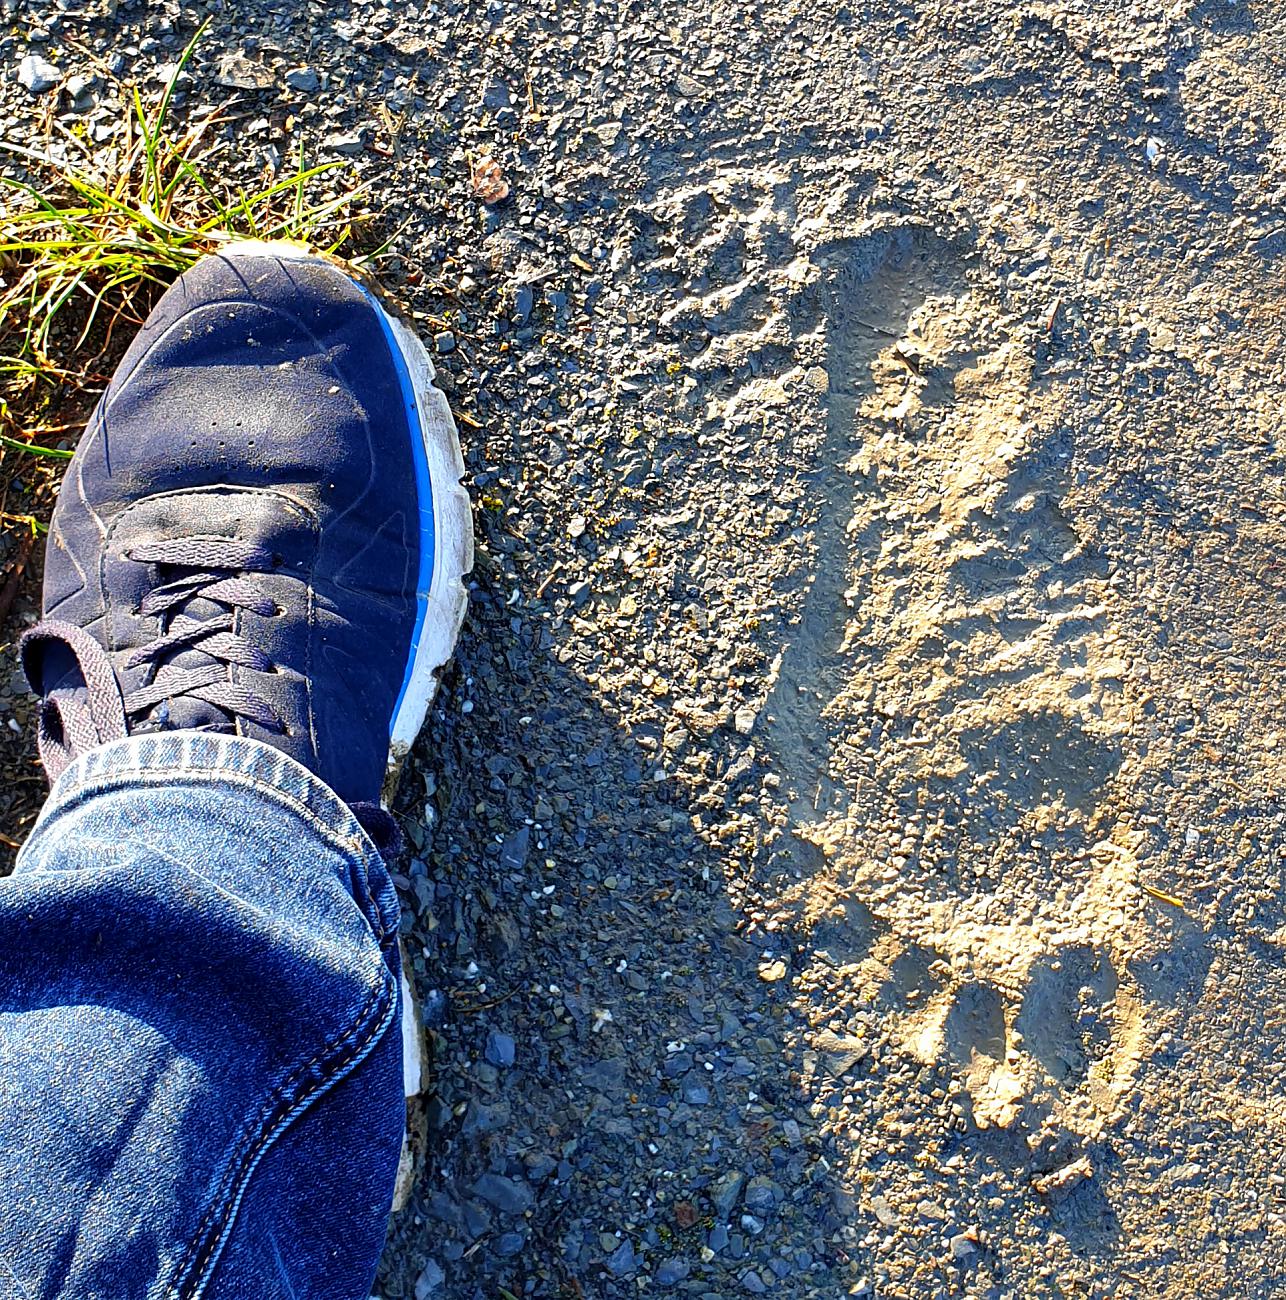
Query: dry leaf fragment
xmin=471 ymin=156 xmax=510 ymax=204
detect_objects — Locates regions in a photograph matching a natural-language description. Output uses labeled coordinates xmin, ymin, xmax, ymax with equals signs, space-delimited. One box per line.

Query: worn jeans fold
xmin=0 ymin=732 xmax=405 ymax=1300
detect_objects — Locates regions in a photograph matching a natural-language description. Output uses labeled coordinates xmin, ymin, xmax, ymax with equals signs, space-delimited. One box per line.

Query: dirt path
xmin=2 ymin=1 xmax=1285 ymax=1296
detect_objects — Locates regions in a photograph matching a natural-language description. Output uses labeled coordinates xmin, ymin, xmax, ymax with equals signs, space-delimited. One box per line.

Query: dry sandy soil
xmin=2 ymin=1 xmax=1286 ymax=1297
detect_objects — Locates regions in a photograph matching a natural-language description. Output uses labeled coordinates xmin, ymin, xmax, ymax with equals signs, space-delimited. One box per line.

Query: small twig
xmin=853 ymin=316 xmax=900 ymax=338
xmin=1140 ymin=881 xmax=1187 ymax=913
xmin=450 ymin=985 xmax=522 ymax=1014
xmin=535 ymin=562 xmax=562 ymax=600
xmin=44 ymin=32 xmax=125 ymax=87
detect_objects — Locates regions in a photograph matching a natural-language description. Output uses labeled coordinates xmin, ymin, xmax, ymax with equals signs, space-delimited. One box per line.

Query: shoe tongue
xmin=146 ymin=694 xmax=232 ymax=733
xmin=103 ymin=488 xmax=314 ymax=732
xmin=152 ymin=588 xmax=237 ymax=726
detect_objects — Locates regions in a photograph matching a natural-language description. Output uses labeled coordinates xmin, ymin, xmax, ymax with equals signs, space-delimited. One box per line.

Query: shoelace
xmin=22 ymin=536 xmax=285 ymax=781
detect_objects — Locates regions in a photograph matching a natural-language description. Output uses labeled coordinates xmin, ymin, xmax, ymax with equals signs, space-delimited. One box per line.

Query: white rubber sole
xmin=219 ymin=239 xmax=472 ymax=1211
xmin=378 ymin=307 xmax=473 ymax=785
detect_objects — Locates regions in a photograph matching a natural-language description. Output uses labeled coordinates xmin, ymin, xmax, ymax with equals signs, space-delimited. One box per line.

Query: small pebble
xmin=494 ymin=1231 xmax=525 ymax=1257
xmin=655 ymin=1258 xmax=690 ymax=1286
xmin=284 ymin=66 xmax=320 ymax=92
xmin=324 ymin=131 xmax=365 ymax=155
xmin=950 ymin=1231 xmax=978 ymax=1260
xmin=414 ymin=1259 xmax=445 ymax=1299
xmin=17 ymin=53 xmax=60 ymax=93
xmin=606 ymin=1240 xmax=636 ymax=1277
xmin=485 ymin=1029 xmax=516 ymax=1068
xmin=471 ymin=1173 xmax=533 ymax=1216
xmin=711 ymin=1170 xmax=746 ymax=1219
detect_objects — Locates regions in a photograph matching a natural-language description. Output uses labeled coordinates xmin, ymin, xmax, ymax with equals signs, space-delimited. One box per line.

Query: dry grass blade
xmin=0 ymin=19 xmax=372 ymax=466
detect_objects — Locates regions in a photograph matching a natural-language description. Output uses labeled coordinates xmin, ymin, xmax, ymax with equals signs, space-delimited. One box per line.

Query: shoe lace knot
xmin=22 ymin=535 xmax=286 ymax=780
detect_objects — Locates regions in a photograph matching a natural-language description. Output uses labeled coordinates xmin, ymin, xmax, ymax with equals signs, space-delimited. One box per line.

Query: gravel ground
xmin=4 ymin=0 xmax=1286 ymax=1297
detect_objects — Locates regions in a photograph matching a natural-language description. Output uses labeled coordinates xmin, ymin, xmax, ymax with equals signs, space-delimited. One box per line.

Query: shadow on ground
xmin=380 ymin=561 xmax=853 ymax=1298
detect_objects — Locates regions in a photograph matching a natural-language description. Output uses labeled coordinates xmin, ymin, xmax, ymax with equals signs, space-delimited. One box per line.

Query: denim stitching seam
xmin=170 ymin=971 xmax=396 ymax=1298
xmin=44 ymin=759 xmax=390 ymax=946
xmin=38 ymin=761 xmax=374 ymax=868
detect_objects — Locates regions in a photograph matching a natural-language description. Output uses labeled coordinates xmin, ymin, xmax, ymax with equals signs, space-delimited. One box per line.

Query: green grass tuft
xmin=0 ymin=20 xmax=373 ymax=460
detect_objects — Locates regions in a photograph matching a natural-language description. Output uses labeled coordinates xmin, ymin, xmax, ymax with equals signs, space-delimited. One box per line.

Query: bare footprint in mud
xmin=751 ymin=224 xmax=1197 ymax=1144
xmin=764 ymin=227 xmax=1124 ymax=848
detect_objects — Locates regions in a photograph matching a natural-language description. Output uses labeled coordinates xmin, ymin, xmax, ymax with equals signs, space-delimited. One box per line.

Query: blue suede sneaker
xmin=20 ymin=241 xmax=472 ymax=809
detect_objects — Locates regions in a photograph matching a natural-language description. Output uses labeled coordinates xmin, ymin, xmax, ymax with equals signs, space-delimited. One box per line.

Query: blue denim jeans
xmin=0 ymin=733 xmax=405 ymax=1299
